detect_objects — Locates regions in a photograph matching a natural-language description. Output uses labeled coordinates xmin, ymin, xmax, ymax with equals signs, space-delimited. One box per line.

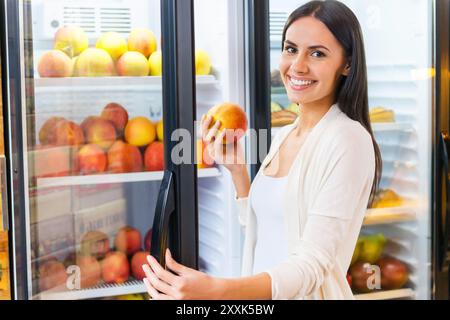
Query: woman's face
xmin=279 ymin=16 xmax=350 ymax=108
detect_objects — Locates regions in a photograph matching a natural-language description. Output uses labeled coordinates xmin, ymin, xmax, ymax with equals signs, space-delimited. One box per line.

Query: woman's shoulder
xmin=329 ymin=111 xmax=373 ymax=146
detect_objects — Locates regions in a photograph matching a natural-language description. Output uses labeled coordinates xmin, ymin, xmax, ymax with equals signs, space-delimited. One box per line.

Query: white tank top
xmin=250 ymin=172 xmax=290 ymax=275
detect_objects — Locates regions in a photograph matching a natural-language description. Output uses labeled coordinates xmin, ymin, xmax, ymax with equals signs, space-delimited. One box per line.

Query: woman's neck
xmin=294 ymin=102 xmax=333 ymax=136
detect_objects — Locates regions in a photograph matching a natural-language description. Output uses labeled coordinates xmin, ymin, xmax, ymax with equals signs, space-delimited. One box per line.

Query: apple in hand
xmin=206 ymin=103 xmax=248 ymax=144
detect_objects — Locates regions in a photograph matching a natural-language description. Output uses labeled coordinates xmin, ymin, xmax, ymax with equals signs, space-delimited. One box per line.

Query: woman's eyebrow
xmin=284 ymin=40 xmax=330 ymax=52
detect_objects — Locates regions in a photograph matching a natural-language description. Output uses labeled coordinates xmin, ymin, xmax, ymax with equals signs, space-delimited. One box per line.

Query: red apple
xmin=80 ymin=230 xmax=111 ymax=260
xmin=131 ymin=251 xmax=149 ymax=280
xmin=54 ymin=120 xmax=85 ymax=147
xmin=114 ymin=226 xmax=142 ymax=256
xmin=349 ymin=261 xmax=378 ymax=294
xmin=76 ymin=255 xmax=102 ymax=288
xmin=378 ymin=257 xmax=410 ymax=290
xmin=107 ymin=140 xmax=143 ymax=173
xmin=38 ymin=260 xmax=68 ymax=291
xmin=101 ymin=251 xmax=130 ymax=284
xmin=101 ymin=103 xmax=129 ymax=134
xmin=39 ymin=117 xmax=66 ymax=145
xmin=75 ymin=144 xmax=108 ymax=175
xmin=83 ymin=117 xmax=117 ymax=150
xmin=144 ymin=141 xmax=164 ymax=171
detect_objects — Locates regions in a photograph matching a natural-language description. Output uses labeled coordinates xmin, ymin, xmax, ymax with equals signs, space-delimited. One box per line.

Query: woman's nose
xmin=291 ymin=54 xmax=308 ymax=73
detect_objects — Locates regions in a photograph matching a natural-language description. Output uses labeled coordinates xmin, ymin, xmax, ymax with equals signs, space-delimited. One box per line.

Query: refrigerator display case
xmin=1 ymin=0 xmax=448 ymax=300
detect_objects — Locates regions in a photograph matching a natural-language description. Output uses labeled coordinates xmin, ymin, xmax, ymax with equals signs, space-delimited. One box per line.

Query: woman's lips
xmin=287 ymin=76 xmax=317 ymax=91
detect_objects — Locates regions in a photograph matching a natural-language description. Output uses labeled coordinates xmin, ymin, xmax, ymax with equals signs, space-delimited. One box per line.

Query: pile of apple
xmin=38 ymin=26 xmax=212 ymax=78
xmin=346 ymin=234 xmax=410 ymax=293
xmin=38 ymin=226 xmax=153 ymax=291
xmin=34 ymin=102 xmax=165 ymax=178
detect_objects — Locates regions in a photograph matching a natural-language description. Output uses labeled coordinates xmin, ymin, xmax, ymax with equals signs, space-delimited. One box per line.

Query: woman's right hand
xmin=200 ymin=114 xmax=246 ymax=175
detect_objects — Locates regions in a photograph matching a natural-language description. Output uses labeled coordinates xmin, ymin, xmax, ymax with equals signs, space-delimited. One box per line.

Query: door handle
xmin=0 ymin=155 xmax=9 ymax=232
xmin=439 ymin=131 xmax=450 ymax=270
xmin=151 ymin=170 xmax=175 ymax=268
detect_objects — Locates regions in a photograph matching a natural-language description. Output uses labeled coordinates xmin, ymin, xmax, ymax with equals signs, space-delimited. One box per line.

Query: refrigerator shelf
xmin=354 ymin=288 xmax=415 ymax=300
xmin=371 ymin=123 xmax=414 ymax=132
xmin=363 ymin=205 xmax=416 ymax=226
xmin=34 ymin=75 xmax=219 ymax=91
xmin=36 ymin=167 xmax=221 ymax=188
xmin=35 ymin=279 xmax=146 ymax=300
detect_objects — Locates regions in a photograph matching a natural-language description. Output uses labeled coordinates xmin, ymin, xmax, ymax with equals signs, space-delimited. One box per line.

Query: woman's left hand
xmin=142 ymin=249 xmax=223 ymax=300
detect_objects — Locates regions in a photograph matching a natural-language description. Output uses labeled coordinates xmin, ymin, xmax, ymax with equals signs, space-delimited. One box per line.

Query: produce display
xmin=370 ymin=106 xmax=396 ymax=123
xmin=33 ymin=102 xmax=170 ymax=178
xmin=38 ymin=26 xmax=212 ymax=78
xmin=271 ymin=109 xmax=298 ymax=127
xmin=347 ymin=233 xmax=410 ymax=293
xmin=37 ymin=227 xmax=153 ymax=291
xmin=371 ymin=189 xmax=405 ymax=208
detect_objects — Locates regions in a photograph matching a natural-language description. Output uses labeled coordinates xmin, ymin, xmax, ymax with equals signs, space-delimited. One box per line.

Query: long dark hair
xmin=282 ymin=0 xmax=382 ymax=206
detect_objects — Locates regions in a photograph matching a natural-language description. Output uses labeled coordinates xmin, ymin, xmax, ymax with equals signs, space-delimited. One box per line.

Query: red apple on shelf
xmin=83 ymin=117 xmax=117 ymax=150
xmin=38 ymin=50 xmax=73 ymax=78
xmin=101 ymin=251 xmax=130 ymax=284
xmin=38 ymin=260 xmax=68 ymax=291
xmin=54 ymin=120 xmax=85 ymax=147
xmin=75 ymin=144 xmax=108 ymax=175
xmin=378 ymin=257 xmax=410 ymax=290
xmin=144 ymin=229 xmax=153 ymax=252
xmin=101 ymin=103 xmax=129 ymax=134
xmin=107 ymin=140 xmax=143 ymax=173
xmin=114 ymin=226 xmax=142 ymax=256
xmin=131 ymin=251 xmax=149 ymax=281
xmin=39 ymin=117 xmax=66 ymax=145
xmin=76 ymin=255 xmax=102 ymax=288
xmin=144 ymin=141 xmax=164 ymax=171
xmin=80 ymin=230 xmax=111 ymax=260
xmin=349 ymin=261 xmax=379 ymax=294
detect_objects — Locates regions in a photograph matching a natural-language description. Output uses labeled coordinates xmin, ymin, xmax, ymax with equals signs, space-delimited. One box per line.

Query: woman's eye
xmin=284 ymin=46 xmax=297 ymax=54
xmin=311 ymin=50 xmax=325 ymax=58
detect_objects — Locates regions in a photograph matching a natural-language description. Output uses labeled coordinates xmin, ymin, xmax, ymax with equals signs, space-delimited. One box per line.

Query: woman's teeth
xmin=290 ymin=78 xmax=315 ymax=86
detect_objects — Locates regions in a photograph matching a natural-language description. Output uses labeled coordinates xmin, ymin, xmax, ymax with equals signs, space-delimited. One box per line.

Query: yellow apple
xmin=195 ymin=49 xmax=211 ymax=75
xmin=156 ymin=120 xmax=164 ymax=141
xmin=96 ymin=32 xmax=128 ymax=61
xmin=54 ymin=26 xmax=89 ymax=58
xmin=148 ymin=51 xmax=162 ymax=76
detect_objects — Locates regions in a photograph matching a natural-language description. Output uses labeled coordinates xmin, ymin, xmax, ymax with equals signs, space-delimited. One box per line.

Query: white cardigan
xmin=235 ymin=103 xmax=376 ymax=300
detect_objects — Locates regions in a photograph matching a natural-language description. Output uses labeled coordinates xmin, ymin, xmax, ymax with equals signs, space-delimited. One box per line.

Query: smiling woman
xmin=143 ymin=0 xmax=381 ymax=300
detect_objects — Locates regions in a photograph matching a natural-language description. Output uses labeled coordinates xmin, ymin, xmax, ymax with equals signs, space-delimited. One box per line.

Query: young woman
xmin=142 ymin=0 xmax=381 ymax=300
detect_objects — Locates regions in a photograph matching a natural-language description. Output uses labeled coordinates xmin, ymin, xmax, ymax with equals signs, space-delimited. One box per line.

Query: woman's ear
xmin=342 ymin=58 xmax=352 ymax=76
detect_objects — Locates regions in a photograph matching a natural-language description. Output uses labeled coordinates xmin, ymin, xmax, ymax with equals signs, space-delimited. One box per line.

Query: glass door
xmin=18 ymin=0 xmax=167 ymax=300
xmin=268 ymin=0 xmax=434 ymax=300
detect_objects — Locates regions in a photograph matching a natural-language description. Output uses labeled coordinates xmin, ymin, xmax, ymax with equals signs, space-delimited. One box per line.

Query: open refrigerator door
xmin=269 ymin=0 xmax=434 ymax=300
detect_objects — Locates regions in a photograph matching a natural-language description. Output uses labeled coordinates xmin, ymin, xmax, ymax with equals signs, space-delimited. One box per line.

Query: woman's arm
xmin=230 ymin=164 xmax=251 ymax=199
xmin=215 ymin=273 xmax=272 ymax=300
xmin=142 ymin=249 xmax=272 ymax=300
